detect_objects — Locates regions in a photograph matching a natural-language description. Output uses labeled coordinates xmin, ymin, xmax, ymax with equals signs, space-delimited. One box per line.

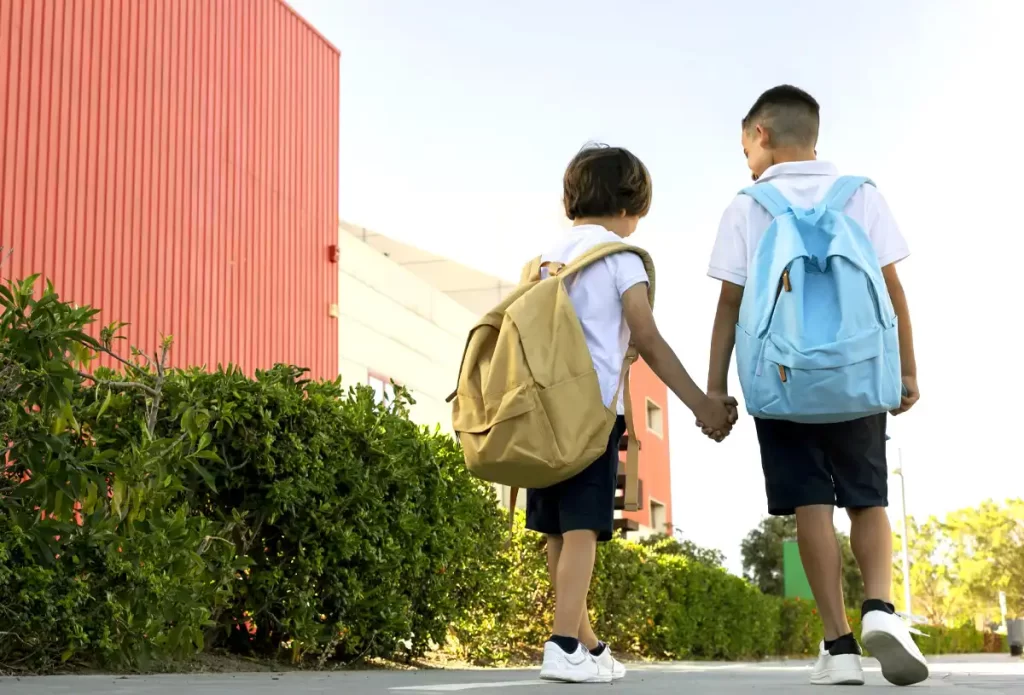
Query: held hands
xmin=694 ymin=392 xmax=739 ymax=443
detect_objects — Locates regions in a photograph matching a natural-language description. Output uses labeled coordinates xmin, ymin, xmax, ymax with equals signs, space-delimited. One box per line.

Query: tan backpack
xmin=447 ymin=241 xmax=656 ymax=525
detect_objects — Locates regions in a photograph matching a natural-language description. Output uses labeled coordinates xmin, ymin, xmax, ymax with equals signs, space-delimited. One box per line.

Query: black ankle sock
xmin=590 ymin=641 xmax=607 ymax=657
xmin=861 ymin=599 xmax=896 ymax=618
xmin=825 ymin=633 xmax=862 ymax=656
xmin=550 ymin=634 xmax=580 ymax=654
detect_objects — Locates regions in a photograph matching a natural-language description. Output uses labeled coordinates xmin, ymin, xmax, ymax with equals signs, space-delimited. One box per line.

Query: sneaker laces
xmin=895 ymin=611 xmax=929 ymax=637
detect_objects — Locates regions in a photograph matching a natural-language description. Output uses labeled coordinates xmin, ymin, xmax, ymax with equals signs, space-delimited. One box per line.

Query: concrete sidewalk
xmin=2 ymin=655 xmax=1021 ymax=694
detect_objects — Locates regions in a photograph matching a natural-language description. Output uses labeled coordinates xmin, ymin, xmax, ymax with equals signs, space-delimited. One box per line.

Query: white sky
xmin=290 ymin=0 xmax=1023 ymax=573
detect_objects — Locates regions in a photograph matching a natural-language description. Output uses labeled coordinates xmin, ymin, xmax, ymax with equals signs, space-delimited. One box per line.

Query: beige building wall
xmin=337 ymin=221 xmax=523 ymax=509
xmin=337 ymin=222 xmax=475 ymax=435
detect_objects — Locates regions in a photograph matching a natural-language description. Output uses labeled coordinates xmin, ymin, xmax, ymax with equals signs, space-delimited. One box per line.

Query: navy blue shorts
xmin=754 ymin=414 xmax=888 ymax=516
xmin=525 ymin=416 xmax=626 ymax=542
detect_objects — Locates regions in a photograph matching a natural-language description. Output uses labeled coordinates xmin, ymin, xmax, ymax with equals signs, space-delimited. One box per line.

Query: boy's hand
xmin=694 ymin=393 xmax=739 ymax=442
xmin=890 ymin=376 xmax=920 ymax=415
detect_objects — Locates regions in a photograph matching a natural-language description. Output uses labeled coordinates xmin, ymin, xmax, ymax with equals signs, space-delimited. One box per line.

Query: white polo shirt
xmin=541 ymin=225 xmax=649 ymax=414
xmin=707 ymin=161 xmax=910 ymax=287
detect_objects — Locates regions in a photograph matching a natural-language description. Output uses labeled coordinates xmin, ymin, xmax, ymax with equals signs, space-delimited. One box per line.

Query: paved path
xmin=2 ymin=656 xmax=1021 ymax=694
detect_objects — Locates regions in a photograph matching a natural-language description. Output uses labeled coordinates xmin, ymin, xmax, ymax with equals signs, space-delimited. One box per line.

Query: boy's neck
xmin=770 ymin=147 xmax=817 ymax=167
xmin=573 ymin=217 xmax=630 ymax=238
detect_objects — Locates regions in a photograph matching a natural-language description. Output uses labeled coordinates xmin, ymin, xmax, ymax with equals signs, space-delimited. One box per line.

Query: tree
xmin=893 ymin=516 xmax=971 ymax=625
xmin=741 ymin=516 xmax=795 ymax=596
xmin=641 ymin=530 xmax=726 ymax=568
xmin=892 ymin=501 xmax=1024 ymax=626
xmin=944 ymin=500 xmax=1024 ymax=620
xmin=741 ymin=516 xmax=864 ymax=608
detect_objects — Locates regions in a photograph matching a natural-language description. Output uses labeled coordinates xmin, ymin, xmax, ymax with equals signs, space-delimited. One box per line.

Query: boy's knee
xmin=846 ymin=506 xmax=887 ymax=521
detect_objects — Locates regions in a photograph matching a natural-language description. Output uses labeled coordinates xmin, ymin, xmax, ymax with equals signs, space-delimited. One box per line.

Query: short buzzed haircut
xmin=742 ymin=85 xmax=820 ymax=149
xmin=563 ymin=143 xmax=652 ymax=220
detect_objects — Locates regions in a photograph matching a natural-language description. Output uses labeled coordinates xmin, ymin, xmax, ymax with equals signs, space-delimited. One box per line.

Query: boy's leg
xmin=546 ymin=535 xmax=599 ymax=649
xmin=578 ymin=604 xmax=600 ymax=651
xmin=552 ymin=530 xmax=598 ymax=638
xmin=827 ymin=414 xmax=895 ymax=606
xmin=847 ymin=506 xmax=893 ymax=603
xmin=535 ymin=417 xmax=623 ymax=684
xmin=755 ymin=418 xmax=847 ymax=632
xmin=755 ymin=418 xmax=865 ymax=685
xmin=828 ymin=414 xmax=928 ymax=686
xmin=795 ymin=504 xmax=851 ymax=640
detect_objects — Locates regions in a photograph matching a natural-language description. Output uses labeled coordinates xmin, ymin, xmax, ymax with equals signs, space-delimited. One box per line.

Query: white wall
xmin=337 ymin=229 xmax=474 ymax=435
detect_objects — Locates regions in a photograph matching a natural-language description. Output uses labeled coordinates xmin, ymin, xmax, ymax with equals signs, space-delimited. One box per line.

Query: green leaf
xmin=61 ymin=401 xmax=80 ymax=434
xmin=54 ymin=489 xmax=65 ymax=520
xmin=84 ymin=482 xmax=98 ymax=513
xmin=195 ymin=449 xmax=222 ymax=462
xmin=112 ymin=478 xmax=127 ymax=518
xmin=198 ymin=432 xmax=212 ymax=451
xmin=98 ymin=388 xmax=113 ymax=418
xmin=182 ymin=407 xmax=198 ymax=439
xmin=191 ymin=462 xmax=217 ymax=493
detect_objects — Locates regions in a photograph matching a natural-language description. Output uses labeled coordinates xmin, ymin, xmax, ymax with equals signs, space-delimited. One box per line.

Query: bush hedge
xmin=0 ymin=274 xmax=1001 ymax=672
xmin=1 ymin=275 xmax=501 ymax=670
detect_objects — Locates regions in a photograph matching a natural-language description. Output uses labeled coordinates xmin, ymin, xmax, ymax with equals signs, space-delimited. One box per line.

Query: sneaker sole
xmin=863 ymin=630 xmax=929 ymax=686
xmin=540 ymin=668 xmax=613 ymax=684
xmin=810 ymin=670 xmax=865 ymax=686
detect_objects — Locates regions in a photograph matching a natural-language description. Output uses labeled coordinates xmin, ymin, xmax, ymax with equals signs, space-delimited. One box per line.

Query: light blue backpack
xmin=734 ymin=176 xmax=901 ymax=423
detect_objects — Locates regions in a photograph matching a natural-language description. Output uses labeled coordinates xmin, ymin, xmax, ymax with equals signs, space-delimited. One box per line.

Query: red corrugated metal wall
xmin=622 ymin=359 xmax=673 ymax=532
xmin=0 ymin=0 xmax=340 ymax=379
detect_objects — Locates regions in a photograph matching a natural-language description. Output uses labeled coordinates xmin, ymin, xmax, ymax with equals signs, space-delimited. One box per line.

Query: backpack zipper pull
xmin=782 ymin=269 xmax=792 ymax=292
xmin=778 ymin=365 xmax=787 ymax=382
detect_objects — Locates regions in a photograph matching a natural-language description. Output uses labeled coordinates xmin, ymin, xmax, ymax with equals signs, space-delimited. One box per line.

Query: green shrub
xmin=777 ymin=598 xmax=825 ymax=656
xmin=917 ymin=622 xmax=985 ymax=655
xmin=449 ymin=523 xmax=781 ymax=664
xmin=0 ymin=276 xmax=238 ymax=669
xmin=1 ymin=273 xmax=503 ymax=670
xmin=150 ymin=366 xmax=505 ymax=662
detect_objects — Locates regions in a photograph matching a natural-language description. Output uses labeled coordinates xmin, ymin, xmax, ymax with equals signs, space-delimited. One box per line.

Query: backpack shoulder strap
xmin=822 ymin=176 xmax=875 ymax=211
xmin=616 ymin=346 xmax=642 ymax=512
xmin=558 ymin=241 xmax=656 ymax=308
xmin=519 ymin=256 xmax=542 ymax=284
xmin=740 ymin=182 xmax=791 ymax=218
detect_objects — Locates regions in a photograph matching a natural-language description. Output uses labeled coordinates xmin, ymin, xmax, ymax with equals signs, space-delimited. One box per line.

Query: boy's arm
xmin=864 ymin=187 xmax=918 ymax=414
xmin=707 ymin=281 xmax=744 ymax=395
xmin=621 ymin=284 xmax=737 ymax=436
xmin=883 ymin=263 xmax=919 ymax=414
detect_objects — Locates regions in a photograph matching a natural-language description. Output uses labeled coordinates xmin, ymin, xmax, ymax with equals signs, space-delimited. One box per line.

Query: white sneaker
xmin=539 ymin=641 xmax=611 ymax=683
xmin=810 ymin=641 xmax=865 ymax=685
xmin=593 ymin=646 xmax=626 ymax=681
xmin=861 ymin=611 xmax=930 ymax=686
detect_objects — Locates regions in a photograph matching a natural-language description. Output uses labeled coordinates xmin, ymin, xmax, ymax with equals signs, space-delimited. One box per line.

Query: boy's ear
xmin=756 ymin=123 xmax=769 ymax=146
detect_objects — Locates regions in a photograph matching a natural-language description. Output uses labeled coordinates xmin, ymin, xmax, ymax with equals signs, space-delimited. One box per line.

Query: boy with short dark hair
xmin=534 ymin=144 xmax=737 ymax=683
xmin=704 ymin=85 xmax=929 ymax=687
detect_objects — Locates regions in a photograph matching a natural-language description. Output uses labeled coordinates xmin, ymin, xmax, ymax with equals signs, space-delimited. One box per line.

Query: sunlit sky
xmin=289 ymin=0 xmax=1022 ymax=573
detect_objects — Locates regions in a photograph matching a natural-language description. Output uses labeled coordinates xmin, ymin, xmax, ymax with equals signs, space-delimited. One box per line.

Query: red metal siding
xmin=622 ymin=358 xmax=673 ymax=532
xmin=0 ymin=0 xmax=339 ymax=379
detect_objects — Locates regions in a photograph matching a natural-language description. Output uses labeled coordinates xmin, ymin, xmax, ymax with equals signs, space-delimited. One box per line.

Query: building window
xmin=646 ymin=398 xmax=663 ymax=437
xmin=368 ymin=373 xmax=396 ymax=403
xmin=650 ymin=499 xmax=667 ymax=535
